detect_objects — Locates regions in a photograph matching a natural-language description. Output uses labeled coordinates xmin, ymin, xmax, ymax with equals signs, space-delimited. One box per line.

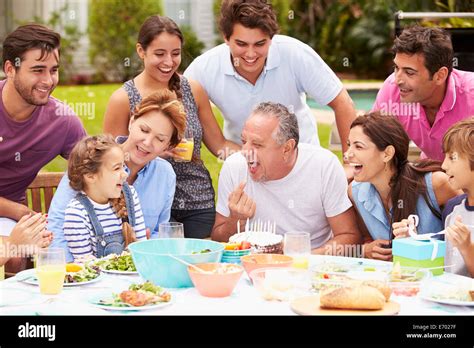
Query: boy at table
xmin=441 ymin=117 xmax=474 ymax=277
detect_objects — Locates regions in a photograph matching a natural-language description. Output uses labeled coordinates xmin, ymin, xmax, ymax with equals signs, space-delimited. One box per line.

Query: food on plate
xmin=392 ymin=261 xmax=402 ymax=279
xmin=64 ymin=263 xmax=100 ymax=284
xmin=311 ymin=266 xmax=390 ymax=301
xmin=319 ymin=285 xmax=386 ymax=310
xmin=98 ymin=281 xmax=171 ymax=307
xmin=390 ymin=267 xmax=425 ymax=283
xmin=229 ymin=232 xmax=283 ymax=254
xmin=66 ymin=263 xmax=82 ymax=273
xmin=361 ymin=280 xmax=391 ymax=301
xmin=311 ymin=272 xmax=349 ymax=291
xmin=222 ymin=241 xmax=251 ymax=251
xmin=470 ymin=290 xmax=474 ymax=301
xmin=313 ymin=263 xmax=352 ymax=273
xmin=94 ymin=251 xmax=136 ymax=272
xmin=388 ymin=263 xmax=429 ymax=297
xmin=208 ymin=264 xmax=242 ymax=274
xmin=192 ymin=248 xmax=212 ymax=254
xmin=422 ymin=278 xmax=473 ymax=302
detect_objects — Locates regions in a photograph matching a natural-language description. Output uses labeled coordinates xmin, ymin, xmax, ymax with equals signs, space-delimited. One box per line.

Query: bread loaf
xmin=320 ymin=285 xmax=385 ymax=310
xmin=362 ymin=280 xmax=391 ymax=301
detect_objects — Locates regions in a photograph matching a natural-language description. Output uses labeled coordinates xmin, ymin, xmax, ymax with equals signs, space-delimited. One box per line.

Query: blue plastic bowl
xmin=128 ymin=238 xmax=224 ymax=288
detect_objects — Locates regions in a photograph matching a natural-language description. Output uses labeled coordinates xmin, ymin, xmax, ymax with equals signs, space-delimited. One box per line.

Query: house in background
xmin=0 ymin=0 xmax=216 ymax=78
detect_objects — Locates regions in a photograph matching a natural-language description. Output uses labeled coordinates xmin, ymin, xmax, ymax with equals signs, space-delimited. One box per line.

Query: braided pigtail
xmin=110 ymin=192 xmax=136 ymax=248
xmin=168 ymin=72 xmax=182 ymax=100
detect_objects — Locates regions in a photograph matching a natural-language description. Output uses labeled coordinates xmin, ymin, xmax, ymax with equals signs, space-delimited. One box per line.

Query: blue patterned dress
xmin=122 ymin=76 xmax=215 ymax=213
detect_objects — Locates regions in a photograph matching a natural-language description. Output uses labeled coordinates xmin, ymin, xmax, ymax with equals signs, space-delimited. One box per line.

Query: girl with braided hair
xmin=63 ymin=134 xmax=147 ymax=262
xmin=345 ymin=112 xmax=462 ymax=261
xmin=103 ymin=15 xmax=240 ymax=239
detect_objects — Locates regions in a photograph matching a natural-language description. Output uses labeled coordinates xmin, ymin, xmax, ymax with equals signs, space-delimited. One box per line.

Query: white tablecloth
xmin=1 ymin=255 xmax=473 ymax=316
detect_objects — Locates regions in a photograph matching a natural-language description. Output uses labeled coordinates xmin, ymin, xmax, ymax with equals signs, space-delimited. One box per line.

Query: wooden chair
xmin=4 ymin=172 xmax=64 ymax=278
xmin=25 ymin=172 xmax=65 ymax=213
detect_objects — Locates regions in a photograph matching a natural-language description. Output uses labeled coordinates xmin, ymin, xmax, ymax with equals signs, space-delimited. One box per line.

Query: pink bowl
xmin=241 ymin=254 xmax=293 ymax=278
xmin=188 ymin=263 xmax=243 ymax=298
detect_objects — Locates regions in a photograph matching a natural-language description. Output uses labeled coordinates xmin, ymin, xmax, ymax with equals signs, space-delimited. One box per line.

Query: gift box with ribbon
xmin=392 ymin=237 xmax=446 ymax=275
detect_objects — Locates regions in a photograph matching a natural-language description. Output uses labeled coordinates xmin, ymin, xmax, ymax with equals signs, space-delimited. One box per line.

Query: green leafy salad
xmin=94 ymin=251 xmax=136 ymax=272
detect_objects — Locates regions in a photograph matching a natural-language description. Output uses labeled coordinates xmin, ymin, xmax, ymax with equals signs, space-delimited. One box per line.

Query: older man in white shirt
xmin=212 ymin=101 xmax=361 ymax=255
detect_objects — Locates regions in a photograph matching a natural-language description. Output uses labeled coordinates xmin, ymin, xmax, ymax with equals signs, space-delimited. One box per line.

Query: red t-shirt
xmin=0 ymin=80 xmax=86 ymax=203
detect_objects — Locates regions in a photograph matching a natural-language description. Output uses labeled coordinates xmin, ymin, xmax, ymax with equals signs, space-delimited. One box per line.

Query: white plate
xmin=87 ymin=293 xmax=173 ymax=311
xmin=420 ymin=295 xmax=474 ymax=307
xmin=15 ymin=269 xmax=104 ymax=287
xmin=419 ymin=272 xmax=474 ymax=306
xmin=0 ymin=287 xmax=35 ymax=307
xmin=99 ymin=268 xmax=139 ymax=276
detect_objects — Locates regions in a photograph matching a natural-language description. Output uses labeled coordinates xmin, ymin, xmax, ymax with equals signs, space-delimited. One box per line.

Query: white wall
xmin=164 ymin=0 xmax=217 ymax=50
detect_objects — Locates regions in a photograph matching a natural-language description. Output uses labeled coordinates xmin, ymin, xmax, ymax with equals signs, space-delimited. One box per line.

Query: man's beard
xmin=13 ymin=76 xmax=52 ymax=106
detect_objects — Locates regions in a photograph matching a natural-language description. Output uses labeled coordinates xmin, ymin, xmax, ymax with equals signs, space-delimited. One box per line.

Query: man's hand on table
xmin=363 ymin=239 xmax=393 ymax=261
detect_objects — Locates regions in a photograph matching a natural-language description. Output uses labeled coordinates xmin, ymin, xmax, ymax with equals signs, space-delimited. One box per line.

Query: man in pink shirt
xmin=372 ymin=25 xmax=474 ymax=161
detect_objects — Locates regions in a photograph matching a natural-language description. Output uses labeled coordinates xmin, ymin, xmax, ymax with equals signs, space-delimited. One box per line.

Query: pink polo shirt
xmin=371 ymin=69 xmax=474 ymax=161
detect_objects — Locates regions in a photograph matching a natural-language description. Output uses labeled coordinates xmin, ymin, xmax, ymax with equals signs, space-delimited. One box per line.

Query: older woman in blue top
xmin=346 ymin=112 xmax=461 ymax=261
xmin=47 ymin=90 xmax=186 ymax=262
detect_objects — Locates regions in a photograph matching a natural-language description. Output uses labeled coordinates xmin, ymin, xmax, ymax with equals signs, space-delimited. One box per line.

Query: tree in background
xmin=15 ymin=3 xmax=82 ymax=84
xmin=179 ymin=26 xmax=205 ymax=73
xmin=286 ymin=0 xmax=445 ymax=78
xmin=89 ymin=0 xmax=204 ymax=81
xmin=211 ymin=0 xmax=472 ymax=79
xmin=88 ymin=0 xmax=163 ymax=82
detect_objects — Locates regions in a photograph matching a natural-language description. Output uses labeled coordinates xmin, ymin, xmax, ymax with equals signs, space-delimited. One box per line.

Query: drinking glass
xmin=36 ymin=248 xmax=66 ymax=295
xmin=175 ymin=128 xmax=194 ymax=162
xmin=158 ymin=222 xmax=185 ymax=238
xmin=283 ymin=232 xmax=311 ymax=269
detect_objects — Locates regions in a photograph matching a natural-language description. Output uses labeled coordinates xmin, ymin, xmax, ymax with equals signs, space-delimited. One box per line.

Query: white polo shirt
xmin=184 ymin=35 xmax=343 ymax=145
xmin=216 ymin=143 xmax=352 ymax=249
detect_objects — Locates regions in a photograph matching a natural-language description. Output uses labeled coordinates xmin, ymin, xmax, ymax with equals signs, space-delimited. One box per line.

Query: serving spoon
xmin=167 ymin=254 xmax=213 ymax=274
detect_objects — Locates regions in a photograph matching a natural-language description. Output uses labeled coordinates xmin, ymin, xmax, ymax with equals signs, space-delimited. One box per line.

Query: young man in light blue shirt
xmin=48 ymin=136 xmax=176 ymax=262
xmin=184 ymin=0 xmax=356 ymax=163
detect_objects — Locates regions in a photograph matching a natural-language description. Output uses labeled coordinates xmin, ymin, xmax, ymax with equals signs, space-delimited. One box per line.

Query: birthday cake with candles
xmin=229 ymin=232 xmax=283 ymax=254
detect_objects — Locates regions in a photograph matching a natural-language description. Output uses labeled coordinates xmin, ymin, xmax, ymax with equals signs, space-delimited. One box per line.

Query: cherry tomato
xmin=241 ymin=241 xmax=251 ymax=250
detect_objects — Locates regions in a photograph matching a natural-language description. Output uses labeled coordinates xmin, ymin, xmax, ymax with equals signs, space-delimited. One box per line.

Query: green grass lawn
xmin=45 ymin=84 xmax=342 ymax=192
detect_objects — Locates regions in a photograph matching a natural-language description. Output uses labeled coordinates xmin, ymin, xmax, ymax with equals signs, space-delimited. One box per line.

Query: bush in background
xmin=179 ymin=25 xmax=205 ymax=73
xmin=88 ymin=0 xmax=163 ymax=82
xmin=15 ymin=3 xmax=82 ymax=84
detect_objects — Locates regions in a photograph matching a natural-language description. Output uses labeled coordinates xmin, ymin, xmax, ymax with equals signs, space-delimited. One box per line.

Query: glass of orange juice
xmin=175 ymin=128 xmax=194 ymax=162
xmin=36 ymin=248 xmax=66 ymax=295
xmin=283 ymin=232 xmax=311 ymax=269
